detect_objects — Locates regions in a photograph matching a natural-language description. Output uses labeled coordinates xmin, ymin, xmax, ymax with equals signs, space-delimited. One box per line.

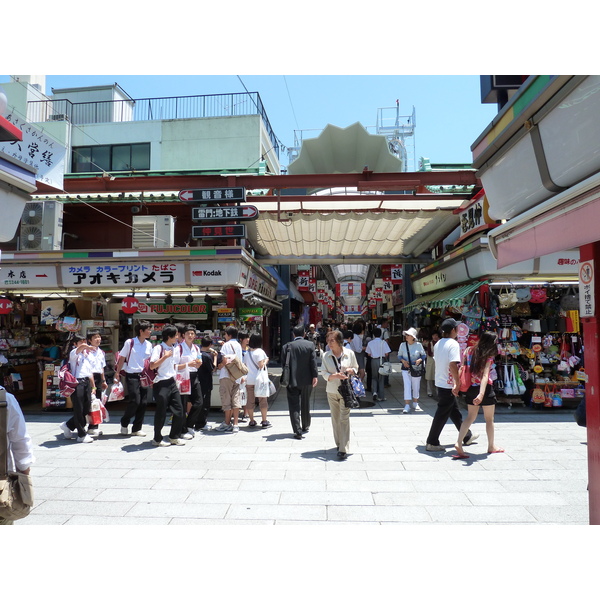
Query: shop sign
xmin=62 ymin=263 xmax=186 ymax=288
xmin=579 ymin=260 xmax=595 ymax=317
xmin=383 ymin=264 xmax=403 ymax=283
xmin=412 ymin=260 xmax=469 ymax=295
xmin=455 ymin=192 xmax=498 ymax=245
xmin=216 ymin=307 xmax=235 ymax=323
xmin=383 ymin=279 xmax=393 ymax=293
xmin=0 ymin=265 xmax=58 ymax=287
xmin=239 ymin=307 xmax=263 ymax=322
xmin=190 ymin=262 xmax=242 ymax=286
xmin=179 ymin=187 xmax=246 ymax=203
xmin=0 ymin=113 xmax=66 ymax=190
xmin=121 ymin=296 xmax=139 ymax=314
xmin=246 ymin=269 xmax=276 ymax=298
xmin=0 ymin=297 xmax=13 ymax=314
xmin=297 ymin=273 xmax=309 ymax=290
xmin=137 ymin=302 xmax=209 ymax=317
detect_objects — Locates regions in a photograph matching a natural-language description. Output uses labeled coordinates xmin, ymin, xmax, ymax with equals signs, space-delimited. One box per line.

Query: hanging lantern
xmin=121 ymin=296 xmax=139 ymax=314
xmin=0 ymin=297 xmax=13 ymax=314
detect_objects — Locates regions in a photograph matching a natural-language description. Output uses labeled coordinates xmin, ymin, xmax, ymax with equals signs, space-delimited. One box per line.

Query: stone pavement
xmin=18 ymin=369 xmax=589 ymax=525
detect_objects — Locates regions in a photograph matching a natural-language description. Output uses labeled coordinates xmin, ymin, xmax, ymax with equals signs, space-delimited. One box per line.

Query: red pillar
xmin=580 ymin=242 xmax=600 ymax=524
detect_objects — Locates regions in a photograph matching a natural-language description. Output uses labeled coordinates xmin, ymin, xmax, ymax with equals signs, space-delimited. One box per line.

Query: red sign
xmin=121 ymin=296 xmax=140 ymax=314
xmin=0 ymin=298 xmax=13 ymax=314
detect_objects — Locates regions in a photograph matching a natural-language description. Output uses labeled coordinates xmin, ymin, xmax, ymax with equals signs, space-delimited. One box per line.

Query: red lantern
xmin=0 ymin=298 xmax=13 ymax=314
xmin=121 ymin=296 xmax=139 ymax=314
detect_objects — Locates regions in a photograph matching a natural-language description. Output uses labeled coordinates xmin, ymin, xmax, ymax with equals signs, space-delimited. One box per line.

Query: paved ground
xmin=17 ymin=368 xmax=589 ymax=525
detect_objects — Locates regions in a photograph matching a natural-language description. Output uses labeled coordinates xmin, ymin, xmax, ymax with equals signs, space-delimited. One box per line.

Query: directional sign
xmin=191 ymin=224 xmax=246 ymax=239
xmin=192 ymin=205 xmax=259 ymax=221
xmin=179 ymin=187 xmax=246 ymax=203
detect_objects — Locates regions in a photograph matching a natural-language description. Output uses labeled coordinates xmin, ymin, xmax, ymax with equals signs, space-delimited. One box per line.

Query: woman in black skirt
xmin=454 ymin=331 xmax=504 ymax=458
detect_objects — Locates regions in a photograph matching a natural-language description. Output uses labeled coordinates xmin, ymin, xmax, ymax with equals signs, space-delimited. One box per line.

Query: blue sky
xmin=3 ymin=74 xmax=499 ymax=169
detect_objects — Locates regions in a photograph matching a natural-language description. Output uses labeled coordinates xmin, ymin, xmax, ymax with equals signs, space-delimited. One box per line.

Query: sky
xmin=16 ymin=74 xmax=498 ymax=169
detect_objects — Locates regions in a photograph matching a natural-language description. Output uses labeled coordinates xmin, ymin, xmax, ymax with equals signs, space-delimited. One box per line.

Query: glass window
xmin=131 ymin=143 xmax=150 ymax=170
xmin=71 ymin=143 xmax=151 ymax=173
xmin=112 ymin=145 xmax=131 ymax=171
xmin=91 ymin=146 xmax=110 ymax=172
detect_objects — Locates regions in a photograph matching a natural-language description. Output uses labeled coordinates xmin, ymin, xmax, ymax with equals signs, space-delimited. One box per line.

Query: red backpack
xmin=140 ymin=345 xmax=164 ymax=387
xmin=58 ymin=363 xmax=78 ymax=397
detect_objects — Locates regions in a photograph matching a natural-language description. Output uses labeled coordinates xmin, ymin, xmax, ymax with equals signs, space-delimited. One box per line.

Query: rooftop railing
xmin=28 ymin=91 xmax=279 ymax=158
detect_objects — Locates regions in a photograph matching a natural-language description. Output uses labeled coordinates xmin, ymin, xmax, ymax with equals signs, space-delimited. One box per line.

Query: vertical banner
xmin=580 ymin=260 xmax=595 ymax=317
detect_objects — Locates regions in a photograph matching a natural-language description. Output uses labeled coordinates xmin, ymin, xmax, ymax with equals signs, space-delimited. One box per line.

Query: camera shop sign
xmin=62 ymin=263 xmax=186 ymax=287
xmin=137 ymin=302 xmax=209 ymax=318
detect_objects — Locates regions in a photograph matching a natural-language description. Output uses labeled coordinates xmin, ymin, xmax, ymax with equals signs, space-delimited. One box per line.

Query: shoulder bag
xmin=225 ymin=354 xmax=249 ymax=381
xmin=406 ymin=342 xmax=424 ymax=378
xmin=378 ymin=339 xmax=392 ymax=376
xmin=0 ymin=390 xmax=34 ymax=522
xmin=333 ymin=354 xmax=359 ymax=409
xmin=280 ymin=345 xmax=290 ymax=387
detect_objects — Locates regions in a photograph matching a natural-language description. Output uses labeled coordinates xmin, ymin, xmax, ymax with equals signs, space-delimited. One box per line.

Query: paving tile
xmin=68 ymin=477 xmax=159 ymax=489
xmin=240 ymin=479 xmax=327 ymax=492
xmin=226 ymin=504 xmax=327 ymax=521
xmin=327 ymin=505 xmax=432 ymax=522
xmin=186 ymin=490 xmax=281 ymax=505
xmin=94 ymin=488 xmax=191 ymax=503
xmin=466 ymin=491 xmax=569 ymax=506
xmin=426 ymin=506 xmax=537 ymax=523
xmin=373 ymin=491 xmax=471 ymax=506
xmin=279 ymin=491 xmax=374 ymax=505
xmin=525 ymin=505 xmax=589 ymax=523
xmin=32 ymin=500 xmax=136 ymax=517
xmin=126 ymin=502 xmax=228 ymax=519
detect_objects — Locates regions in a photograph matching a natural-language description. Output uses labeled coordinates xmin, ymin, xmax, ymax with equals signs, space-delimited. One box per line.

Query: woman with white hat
xmin=398 ymin=327 xmax=427 ymax=413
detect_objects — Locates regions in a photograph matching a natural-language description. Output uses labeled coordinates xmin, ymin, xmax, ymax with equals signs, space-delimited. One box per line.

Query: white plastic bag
xmin=239 ymin=381 xmax=247 ymax=406
xmin=108 ymin=381 xmax=125 ymax=402
xmin=254 ymin=367 xmax=270 ymax=398
xmin=176 ymin=365 xmax=191 ymax=395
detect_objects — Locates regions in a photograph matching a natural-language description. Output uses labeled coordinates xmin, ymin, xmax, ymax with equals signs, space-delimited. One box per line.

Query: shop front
xmin=405 ymin=239 xmax=582 ymax=408
xmin=0 ymin=247 xmax=280 ymax=409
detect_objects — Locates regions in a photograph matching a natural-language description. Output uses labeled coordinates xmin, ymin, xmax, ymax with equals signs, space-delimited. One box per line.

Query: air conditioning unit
xmin=49 ymin=113 xmax=69 ymax=121
xmin=19 ymin=201 xmax=64 ymax=251
xmin=132 ymin=215 xmax=175 ymax=249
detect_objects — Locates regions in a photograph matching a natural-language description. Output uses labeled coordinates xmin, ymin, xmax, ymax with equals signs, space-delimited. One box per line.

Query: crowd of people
xmin=49 ymin=317 xmax=502 ymax=463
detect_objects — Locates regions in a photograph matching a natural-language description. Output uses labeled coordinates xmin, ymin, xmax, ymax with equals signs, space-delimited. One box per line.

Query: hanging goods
xmin=513 ymin=364 xmax=526 ymax=395
xmin=0 ymin=391 xmax=34 ymax=522
xmin=54 ymin=302 xmax=82 ymax=333
xmin=512 ymin=301 xmax=532 ymax=317
xmin=497 ymin=288 xmax=518 ymax=309
xmin=503 ymin=363 xmax=515 ymax=395
xmin=529 ymin=286 xmax=547 ymax=303
xmin=543 ymin=384 xmax=554 ymax=408
xmin=515 ymin=287 xmax=532 ymax=302
xmin=462 ymin=295 xmax=484 ymax=319
xmin=531 ymin=386 xmax=546 ymax=404
xmin=560 ymin=287 xmax=580 ymax=311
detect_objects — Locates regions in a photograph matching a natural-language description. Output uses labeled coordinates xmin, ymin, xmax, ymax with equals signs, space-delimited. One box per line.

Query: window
xmin=72 ymin=143 xmax=150 ymax=173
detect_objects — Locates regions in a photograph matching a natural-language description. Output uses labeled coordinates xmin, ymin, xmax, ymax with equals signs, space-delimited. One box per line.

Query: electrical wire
xmin=283 ymin=75 xmax=300 ymax=130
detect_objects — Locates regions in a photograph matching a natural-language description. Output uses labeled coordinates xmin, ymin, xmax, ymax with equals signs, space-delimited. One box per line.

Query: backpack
xmin=140 ymin=345 xmax=164 ymax=387
xmin=58 ymin=363 xmax=78 ymax=397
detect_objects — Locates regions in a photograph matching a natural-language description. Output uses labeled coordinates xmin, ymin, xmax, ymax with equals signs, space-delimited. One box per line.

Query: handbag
xmin=54 ymin=302 xmax=82 ymax=333
xmin=498 ymin=287 xmax=518 ymax=309
xmin=404 ymin=342 xmax=424 ymax=378
xmin=515 ymin=287 xmax=532 ymax=302
xmin=280 ymin=346 xmax=290 ymax=387
xmin=333 ymin=355 xmax=359 ymax=408
xmin=225 ymin=355 xmax=249 ymax=381
xmin=560 ymin=287 xmax=580 ymax=311
xmin=377 ymin=339 xmax=392 ymax=375
xmin=462 ymin=295 xmax=484 ymax=319
xmin=531 ymin=386 xmax=546 ymax=404
xmin=503 ymin=363 xmax=515 ymax=395
xmin=530 ymin=286 xmax=547 ymax=303
xmin=0 ymin=391 xmax=34 ymax=522
xmin=350 ymin=374 xmax=366 ymax=398
xmin=458 ymin=348 xmax=472 ymax=393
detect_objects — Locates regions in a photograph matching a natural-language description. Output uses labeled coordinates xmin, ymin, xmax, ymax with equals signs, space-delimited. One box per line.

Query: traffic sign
xmin=191 ymin=224 xmax=246 ymax=239
xmin=179 ymin=187 xmax=246 ymax=203
xmin=192 ymin=205 xmax=259 ymax=221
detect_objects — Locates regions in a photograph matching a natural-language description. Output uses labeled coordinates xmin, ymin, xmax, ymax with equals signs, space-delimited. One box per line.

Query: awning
xmin=402 ymin=290 xmax=445 ymax=312
xmin=429 ymin=280 xmax=489 ymax=308
xmin=264 ymin=266 xmax=288 ymax=296
xmin=489 ymin=170 xmax=600 ymax=268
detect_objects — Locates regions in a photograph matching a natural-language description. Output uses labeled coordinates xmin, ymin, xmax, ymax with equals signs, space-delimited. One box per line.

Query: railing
xmin=28 ymin=91 xmax=279 ymax=158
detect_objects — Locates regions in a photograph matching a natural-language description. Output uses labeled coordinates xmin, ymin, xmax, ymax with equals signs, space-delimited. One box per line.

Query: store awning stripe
xmin=402 ymin=290 xmax=445 ymax=312
xmin=429 ymin=280 xmax=489 ymax=308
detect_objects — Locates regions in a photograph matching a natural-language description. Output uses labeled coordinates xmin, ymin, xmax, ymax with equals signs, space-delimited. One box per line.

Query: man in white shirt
xmin=425 ymin=318 xmax=478 ymax=452
xmin=150 ymin=324 xmax=194 ymax=446
xmin=380 ymin=318 xmax=391 ymax=387
xmin=365 ymin=328 xmax=391 ymax=402
xmin=1 ymin=387 xmax=35 ymax=525
xmin=115 ymin=320 xmax=153 ymax=437
xmin=216 ymin=326 xmax=244 ymax=433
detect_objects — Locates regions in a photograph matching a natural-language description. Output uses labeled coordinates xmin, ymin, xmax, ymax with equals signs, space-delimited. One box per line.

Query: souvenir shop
xmin=404 ymin=238 xmax=585 ymax=408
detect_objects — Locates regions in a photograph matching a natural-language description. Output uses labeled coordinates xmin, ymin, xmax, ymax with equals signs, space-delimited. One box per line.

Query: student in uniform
xmin=60 ymin=334 xmax=96 ymax=443
xmin=192 ymin=337 xmax=217 ymax=432
xmin=115 ymin=320 xmax=153 ymax=437
xmin=86 ymin=329 xmax=107 ymax=437
xmin=177 ymin=324 xmax=204 ymax=437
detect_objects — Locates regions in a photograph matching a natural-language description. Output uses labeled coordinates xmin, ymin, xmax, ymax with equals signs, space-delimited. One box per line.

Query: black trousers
xmin=66 ymin=378 xmax=92 ymax=438
xmin=184 ymin=371 xmax=205 ymax=430
xmin=121 ymin=373 xmax=149 ymax=433
xmin=153 ymin=377 xmax=184 ymax=442
xmin=426 ymin=386 xmax=473 ymax=446
xmin=287 ymin=385 xmax=312 ymax=434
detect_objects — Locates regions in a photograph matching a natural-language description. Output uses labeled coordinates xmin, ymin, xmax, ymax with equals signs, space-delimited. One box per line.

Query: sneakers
xmin=169 ymin=438 xmax=186 ymax=446
xmin=215 ymin=422 xmax=233 ymax=432
xmin=261 ymin=420 xmax=272 ymax=429
xmin=152 ymin=439 xmax=170 ymax=447
xmin=180 ymin=432 xmax=194 ymax=440
xmin=87 ymin=429 xmax=102 ymax=437
xmin=186 ymin=428 xmax=196 ymax=437
xmin=131 ymin=430 xmax=146 ymax=437
xmin=60 ymin=422 xmax=74 ymax=440
xmin=248 ymin=420 xmax=257 ymax=427
xmin=238 ymin=415 xmax=247 ymax=423
xmin=77 ymin=434 xmax=94 ymax=443
xmin=464 ymin=433 xmax=480 ymax=446
xmin=232 ymin=425 xmax=240 ymax=433
xmin=426 ymin=443 xmax=445 ymax=452
xmin=120 ymin=426 xmax=129 ymax=435
xmin=372 ymin=393 xmax=378 ymax=401
xmin=201 ymin=424 xmax=213 ymax=432
xmin=403 ymin=404 xmax=411 ymax=414
xmin=412 ymin=403 xmax=423 ymax=412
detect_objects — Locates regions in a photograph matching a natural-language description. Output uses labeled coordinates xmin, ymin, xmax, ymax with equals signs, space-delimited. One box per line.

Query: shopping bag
xmin=513 ymin=364 xmax=526 ymax=395
xmin=87 ymin=394 xmax=103 ymax=425
xmin=176 ymin=366 xmax=191 ymax=395
xmin=107 ymin=381 xmax=125 ymax=402
xmin=350 ymin=374 xmax=366 ymax=398
xmin=254 ymin=367 xmax=270 ymax=398
xmin=458 ymin=349 xmax=472 ymax=393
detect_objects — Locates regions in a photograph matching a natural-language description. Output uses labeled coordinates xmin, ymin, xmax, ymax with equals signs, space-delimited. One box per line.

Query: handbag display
xmin=497 ymin=288 xmax=518 ymax=309
xmin=531 ymin=386 xmax=546 ymax=404
xmin=0 ymin=391 xmax=34 ymax=522
xmin=560 ymin=287 xmax=580 ymax=310
xmin=513 ymin=364 xmax=526 ymax=395
xmin=462 ymin=295 xmax=484 ymax=319
xmin=529 ymin=286 xmax=547 ymax=303
xmin=515 ymin=287 xmax=532 ymax=302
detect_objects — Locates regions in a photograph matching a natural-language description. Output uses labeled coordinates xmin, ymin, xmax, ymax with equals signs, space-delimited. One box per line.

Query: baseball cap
xmin=309 ymin=323 xmax=315 ymax=328
xmin=440 ymin=318 xmax=458 ymax=333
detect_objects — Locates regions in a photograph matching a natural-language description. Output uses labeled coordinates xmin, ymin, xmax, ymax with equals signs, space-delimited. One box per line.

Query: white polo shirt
xmin=151 ymin=342 xmax=181 ymax=383
xmin=120 ymin=337 xmax=152 ymax=373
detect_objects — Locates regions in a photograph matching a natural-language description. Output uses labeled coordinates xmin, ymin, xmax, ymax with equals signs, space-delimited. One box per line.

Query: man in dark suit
xmin=282 ymin=325 xmax=318 ymax=439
